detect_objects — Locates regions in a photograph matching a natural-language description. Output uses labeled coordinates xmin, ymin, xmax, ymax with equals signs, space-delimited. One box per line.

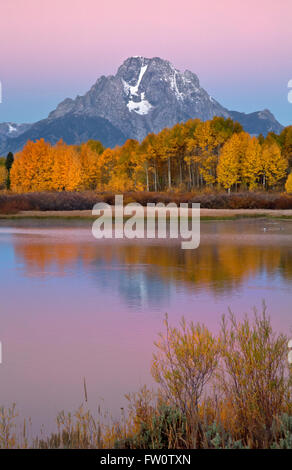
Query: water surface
xmin=0 ymin=218 xmax=291 ymax=432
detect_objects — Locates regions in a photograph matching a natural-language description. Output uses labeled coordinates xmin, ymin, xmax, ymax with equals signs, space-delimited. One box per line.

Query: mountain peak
xmin=116 ymin=56 xmax=203 ymax=121
xmin=118 ymin=56 xmax=201 ymax=89
xmin=258 ymin=109 xmax=277 ymax=120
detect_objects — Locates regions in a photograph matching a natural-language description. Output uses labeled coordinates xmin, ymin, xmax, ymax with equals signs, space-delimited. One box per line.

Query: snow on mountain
xmin=0 ymin=122 xmax=32 ymax=142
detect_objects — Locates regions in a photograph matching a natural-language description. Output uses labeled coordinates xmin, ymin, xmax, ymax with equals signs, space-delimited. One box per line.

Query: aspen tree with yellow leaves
xmin=7 ymin=118 xmax=292 ymax=194
xmin=241 ymin=137 xmax=263 ymax=190
xmin=186 ymin=117 xmax=242 ymax=189
xmin=51 ymin=140 xmax=74 ymax=191
xmin=144 ymin=133 xmax=163 ymax=192
xmin=193 ymin=120 xmax=218 ymax=187
xmin=279 ymin=126 xmax=292 ymax=167
xmin=10 ymin=139 xmax=53 ymax=192
xmin=66 ymin=150 xmax=83 ymax=191
xmin=168 ymin=123 xmax=188 ymax=188
xmin=105 ymin=140 xmax=138 ymax=192
xmin=95 ymin=148 xmax=118 ymax=190
xmin=0 ymin=165 xmax=7 ymax=189
xmin=285 ymin=173 xmax=292 ymax=193
xmin=261 ymin=141 xmax=288 ymax=189
xmin=78 ymin=143 xmax=101 ymax=190
xmin=217 ymin=132 xmax=249 ymax=192
xmin=132 ymin=139 xmax=151 ymax=191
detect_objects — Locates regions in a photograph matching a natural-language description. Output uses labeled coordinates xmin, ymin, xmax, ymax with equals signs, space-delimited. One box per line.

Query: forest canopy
xmin=6 ymin=117 xmax=292 ymax=193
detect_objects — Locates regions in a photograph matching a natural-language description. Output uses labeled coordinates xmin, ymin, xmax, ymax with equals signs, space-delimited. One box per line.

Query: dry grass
xmin=1 ymin=190 xmax=292 ymax=214
xmin=0 ymin=307 xmax=291 ymax=449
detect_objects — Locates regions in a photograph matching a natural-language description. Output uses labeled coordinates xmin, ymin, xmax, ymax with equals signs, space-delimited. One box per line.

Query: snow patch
xmin=8 ymin=123 xmax=17 ymax=133
xmin=169 ymin=70 xmax=184 ymax=100
xmin=127 ymin=97 xmax=152 ymax=115
xmin=123 ymin=63 xmax=153 ymax=115
xmin=123 ymin=65 xmax=148 ymax=97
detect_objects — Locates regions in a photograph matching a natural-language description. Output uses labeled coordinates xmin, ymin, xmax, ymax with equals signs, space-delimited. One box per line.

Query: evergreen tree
xmin=5 ymin=152 xmax=14 ymax=172
xmin=5 ymin=152 xmax=14 ymax=189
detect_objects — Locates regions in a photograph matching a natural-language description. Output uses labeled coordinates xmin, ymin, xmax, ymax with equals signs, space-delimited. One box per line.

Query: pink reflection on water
xmin=0 ymin=219 xmax=291 ymax=433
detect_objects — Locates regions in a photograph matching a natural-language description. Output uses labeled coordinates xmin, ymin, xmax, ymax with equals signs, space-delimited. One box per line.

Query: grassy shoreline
xmin=1 ymin=208 xmax=292 ymax=221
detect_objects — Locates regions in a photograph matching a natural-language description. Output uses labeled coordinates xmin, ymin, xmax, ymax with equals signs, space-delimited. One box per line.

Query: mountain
xmin=48 ymin=56 xmax=231 ymax=141
xmin=1 ymin=115 xmax=126 ymax=153
xmin=0 ymin=122 xmax=32 ymax=153
xmin=0 ymin=56 xmax=284 ymax=154
xmin=0 ymin=122 xmax=32 ymax=138
xmin=228 ymin=109 xmax=283 ymax=136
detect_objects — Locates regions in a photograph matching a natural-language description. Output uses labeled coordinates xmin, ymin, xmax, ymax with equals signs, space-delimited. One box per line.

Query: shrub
xmin=272 ymin=414 xmax=292 ymax=449
xmin=1 ymin=190 xmax=292 ymax=212
xmin=116 ymin=404 xmax=186 ymax=449
xmin=0 ymin=309 xmax=290 ymax=448
xmin=151 ymin=315 xmax=220 ymax=429
xmin=218 ymin=304 xmax=290 ymax=448
xmin=0 ymin=197 xmax=32 ymax=214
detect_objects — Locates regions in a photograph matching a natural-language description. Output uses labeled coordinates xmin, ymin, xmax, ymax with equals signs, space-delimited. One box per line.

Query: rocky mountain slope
xmin=0 ymin=57 xmax=284 ymax=154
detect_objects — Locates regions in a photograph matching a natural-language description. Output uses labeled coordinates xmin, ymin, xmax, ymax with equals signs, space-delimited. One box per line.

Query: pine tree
xmin=5 ymin=152 xmax=14 ymax=189
xmin=5 ymin=152 xmax=14 ymax=172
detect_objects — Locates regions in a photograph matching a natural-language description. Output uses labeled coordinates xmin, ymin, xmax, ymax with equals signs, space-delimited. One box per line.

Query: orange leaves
xmin=7 ymin=118 xmax=291 ymax=193
xmin=285 ymin=173 xmax=292 ymax=194
xmin=79 ymin=143 xmax=101 ymax=190
xmin=10 ymin=139 xmax=102 ymax=192
xmin=0 ymin=165 xmax=7 ymax=190
xmin=51 ymin=140 xmax=80 ymax=191
xmin=11 ymin=139 xmax=53 ymax=192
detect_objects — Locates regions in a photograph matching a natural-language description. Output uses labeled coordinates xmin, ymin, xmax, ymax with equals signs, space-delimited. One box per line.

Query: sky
xmin=0 ymin=0 xmax=291 ymax=125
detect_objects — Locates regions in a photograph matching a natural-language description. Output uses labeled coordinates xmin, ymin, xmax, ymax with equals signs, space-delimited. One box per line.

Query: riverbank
xmin=1 ymin=208 xmax=292 ymax=220
xmin=1 ymin=191 xmax=292 ymax=215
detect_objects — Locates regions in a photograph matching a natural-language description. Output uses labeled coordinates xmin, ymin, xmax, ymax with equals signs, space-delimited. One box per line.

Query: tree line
xmin=2 ymin=117 xmax=292 ymax=193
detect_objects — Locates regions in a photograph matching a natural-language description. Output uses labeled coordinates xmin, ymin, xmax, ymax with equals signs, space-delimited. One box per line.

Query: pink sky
xmin=0 ymin=0 xmax=292 ymax=124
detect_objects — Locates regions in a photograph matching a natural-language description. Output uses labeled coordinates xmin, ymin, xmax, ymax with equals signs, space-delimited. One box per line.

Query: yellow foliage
xmin=10 ymin=139 xmax=53 ymax=192
xmin=7 ymin=118 xmax=292 ymax=193
xmin=217 ymin=132 xmax=249 ymax=190
xmin=218 ymin=306 xmax=289 ymax=445
xmin=285 ymin=173 xmax=292 ymax=193
xmin=262 ymin=141 xmax=288 ymax=188
xmin=241 ymin=137 xmax=263 ymax=189
xmin=0 ymin=166 xmax=7 ymax=189
xmin=12 ymin=139 xmax=84 ymax=192
xmin=152 ymin=314 xmax=220 ymax=418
